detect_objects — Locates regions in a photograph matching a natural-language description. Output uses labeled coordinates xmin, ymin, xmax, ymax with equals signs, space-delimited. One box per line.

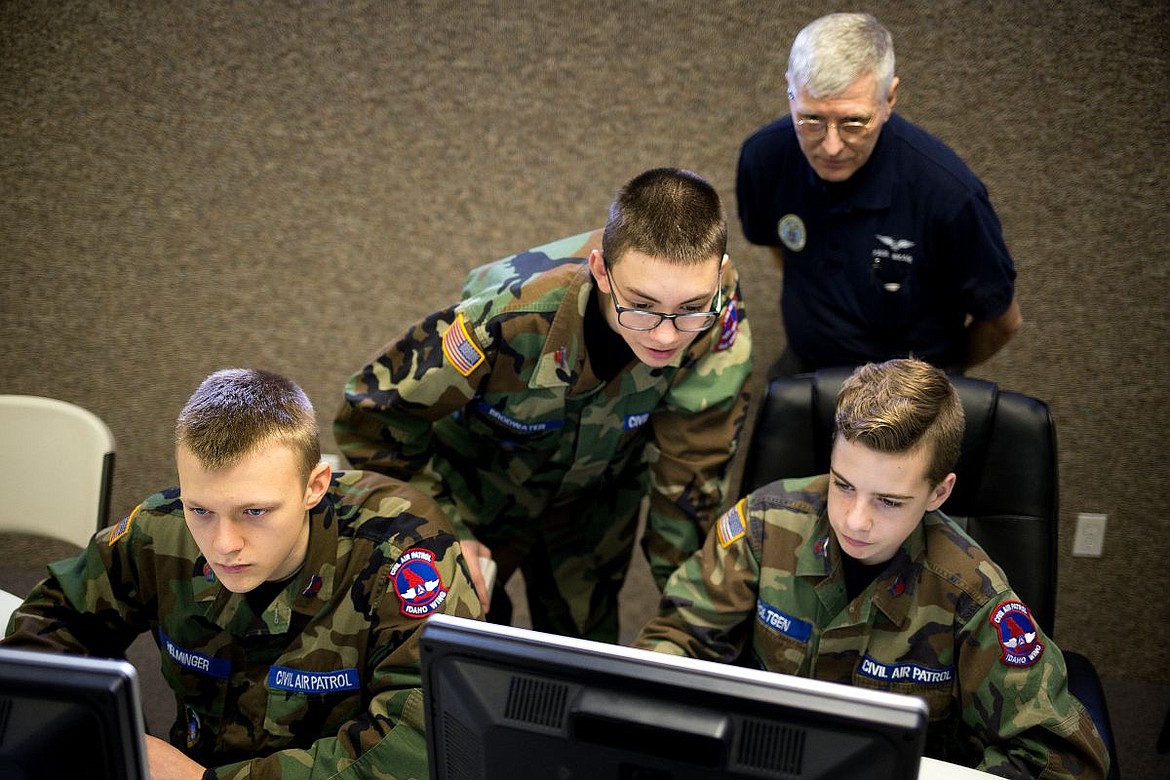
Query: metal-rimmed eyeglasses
xmin=794 ymin=115 xmax=875 ymax=140
xmin=604 ymin=266 xmax=723 ymax=333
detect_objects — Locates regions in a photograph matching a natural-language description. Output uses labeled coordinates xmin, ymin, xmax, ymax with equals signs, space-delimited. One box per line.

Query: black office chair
xmin=740 ymin=368 xmax=1120 ymax=779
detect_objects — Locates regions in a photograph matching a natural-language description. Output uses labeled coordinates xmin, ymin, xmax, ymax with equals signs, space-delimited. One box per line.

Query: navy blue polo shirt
xmin=736 ymin=113 xmax=1016 ymax=369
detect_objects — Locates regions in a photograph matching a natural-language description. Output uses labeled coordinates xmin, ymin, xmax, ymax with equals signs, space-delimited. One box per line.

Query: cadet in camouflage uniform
xmin=334 ymin=168 xmax=752 ymax=642
xmin=3 ymin=369 xmax=482 ymax=780
xmin=635 ymin=359 xmax=1108 ymax=779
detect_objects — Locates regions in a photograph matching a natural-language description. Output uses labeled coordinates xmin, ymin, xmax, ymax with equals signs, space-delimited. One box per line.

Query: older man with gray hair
xmin=737 ymin=12 xmax=1023 ymax=377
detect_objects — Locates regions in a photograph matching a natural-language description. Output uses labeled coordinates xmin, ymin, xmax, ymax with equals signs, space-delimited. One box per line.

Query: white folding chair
xmin=0 ymin=395 xmax=115 ymax=550
xmin=0 ymin=587 xmax=23 ymax=630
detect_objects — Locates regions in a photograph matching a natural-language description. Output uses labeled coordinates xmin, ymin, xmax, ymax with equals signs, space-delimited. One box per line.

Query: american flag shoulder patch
xmin=109 ymin=503 xmax=142 ymax=546
xmin=441 ymin=312 xmax=485 ymax=377
xmin=716 ymin=499 xmax=747 ymax=548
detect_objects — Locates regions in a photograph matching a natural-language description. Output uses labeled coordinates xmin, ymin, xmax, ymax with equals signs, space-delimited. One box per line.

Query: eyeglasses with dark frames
xmin=603 ymin=264 xmax=723 ymax=333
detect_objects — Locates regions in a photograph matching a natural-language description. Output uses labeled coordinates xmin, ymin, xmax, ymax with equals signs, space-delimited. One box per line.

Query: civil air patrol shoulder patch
xmin=441 ymin=312 xmax=485 ymax=377
xmin=990 ymin=600 xmax=1044 ymax=667
xmin=389 ymin=547 xmax=449 ymax=618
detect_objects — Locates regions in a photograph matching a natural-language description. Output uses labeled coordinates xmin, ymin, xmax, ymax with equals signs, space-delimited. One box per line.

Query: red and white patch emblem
xmin=990 ymin=600 xmax=1044 ymax=667
xmin=389 ymin=548 xmax=449 ymax=618
xmin=715 ymin=292 xmax=740 ymax=352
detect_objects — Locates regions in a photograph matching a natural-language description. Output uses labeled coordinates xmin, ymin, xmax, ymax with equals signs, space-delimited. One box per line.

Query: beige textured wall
xmin=2 ymin=1 xmax=1167 ymax=681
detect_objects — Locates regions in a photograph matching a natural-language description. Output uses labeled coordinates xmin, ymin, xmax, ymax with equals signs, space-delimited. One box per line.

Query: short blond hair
xmin=176 ymin=368 xmax=320 ymax=481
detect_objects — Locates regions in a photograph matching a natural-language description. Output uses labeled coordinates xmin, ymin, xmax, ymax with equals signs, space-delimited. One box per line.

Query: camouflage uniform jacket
xmin=635 ymin=475 xmax=1109 ymax=779
xmin=3 ymin=470 xmax=483 ymax=780
xmin=334 ymin=230 xmax=753 ymax=617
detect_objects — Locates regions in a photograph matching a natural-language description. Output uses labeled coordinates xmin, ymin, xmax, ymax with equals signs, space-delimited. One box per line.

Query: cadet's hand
xmin=145 ymin=734 xmax=206 ymax=780
xmin=459 ymin=538 xmax=493 ymax=615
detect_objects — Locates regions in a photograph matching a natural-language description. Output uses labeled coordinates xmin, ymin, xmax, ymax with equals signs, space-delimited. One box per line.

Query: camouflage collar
xmin=868 ymin=523 xmax=928 ymax=628
xmin=797 ymin=507 xmax=928 ymax=628
xmin=528 ymin=263 xmax=671 ymax=397
xmin=290 ymin=494 xmax=340 ymax=613
xmin=529 ymin=262 xmax=590 ymax=390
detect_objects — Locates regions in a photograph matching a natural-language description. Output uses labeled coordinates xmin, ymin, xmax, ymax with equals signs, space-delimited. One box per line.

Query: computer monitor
xmin=420 ymin=614 xmax=928 ymax=780
xmin=0 ymin=647 xmax=149 ymax=780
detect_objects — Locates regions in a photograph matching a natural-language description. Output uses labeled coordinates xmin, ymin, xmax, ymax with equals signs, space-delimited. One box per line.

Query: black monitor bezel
xmin=0 ymin=646 xmax=149 ymax=780
xmin=420 ymin=614 xmax=929 ymax=780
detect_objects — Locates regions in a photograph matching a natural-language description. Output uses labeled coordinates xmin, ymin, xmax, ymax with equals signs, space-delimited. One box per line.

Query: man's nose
xmin=821 ymin=124 xmax=846 ymax=155
xmin=212 ymin=519 xmax=244 ymax=554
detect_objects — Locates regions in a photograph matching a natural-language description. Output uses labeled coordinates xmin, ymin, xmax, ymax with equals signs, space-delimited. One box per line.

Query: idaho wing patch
xmin=990 ymin=600 xmax=1044 ymax=667
xmin=389 ymin=548 xmax=449 ymax=618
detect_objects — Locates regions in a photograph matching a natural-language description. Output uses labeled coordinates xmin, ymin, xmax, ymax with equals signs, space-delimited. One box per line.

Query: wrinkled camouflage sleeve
xmin=958 ymin=596 xmax=1109 ymax=780
xmin=333 ymin=304 xmax=488 ymax=539
xmin=642 ymin=265 xmax=753 ymax=589
xmin=634 ymin=498 xmax=758 ymax=659
xmin=3 ymin=525 xmax=156 ymax=655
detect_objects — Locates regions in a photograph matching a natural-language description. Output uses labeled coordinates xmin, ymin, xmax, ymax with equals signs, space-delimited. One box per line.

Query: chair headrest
xmin=946 ymin=377 xmax=999 ymax=512
xmin=761 ymin=369 xmax=1000 ymax=499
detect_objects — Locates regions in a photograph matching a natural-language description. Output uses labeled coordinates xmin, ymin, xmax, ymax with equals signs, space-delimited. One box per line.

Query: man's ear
xmin=925 ymin=471 xmax=956 ymax=512
xmin=303 ymin=460 xmax=332 ymax=509
xmin=886 ymin=75 xmax=900 ymax=112
xmin=588 ymin=249 xmax=612 ymax=295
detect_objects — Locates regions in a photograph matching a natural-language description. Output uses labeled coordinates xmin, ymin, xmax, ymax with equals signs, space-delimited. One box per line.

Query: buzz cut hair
xmin=788 ymin=12 xmax=896 ymax=101
xmin=175 ymin=368 xmax=321 ymax=481
xmin=601 ymin=167 xmax=727 ymax=267
xmin=834 ymin=358 xmax=964 ymax=486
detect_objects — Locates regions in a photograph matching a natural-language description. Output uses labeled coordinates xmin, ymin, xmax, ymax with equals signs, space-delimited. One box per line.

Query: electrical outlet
xmin=1072 ymin=513 xmax=1107 ymax=557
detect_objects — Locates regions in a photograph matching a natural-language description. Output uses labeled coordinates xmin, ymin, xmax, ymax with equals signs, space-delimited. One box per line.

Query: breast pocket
xmin=853 ymin=657 xmax=957 ymax=721
xmin=463 ymin=397 xmax=561 ymax=445
xmin=157 ymin=626 xmax=230 ymax=720
xmin=752 ymin=630 xmax=812 ymax=675
xmin=264 ymin=666 xmax=364 ymax=742
xmin=460 ymin=398 xmax=565 ymax=481
xmin=752 ymin=600 xmax=815 ymax=674
xmin=870 ymin=679 xmax=955 ymax=723
xmin=868 ymin=255 xmax=918 ymax=332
